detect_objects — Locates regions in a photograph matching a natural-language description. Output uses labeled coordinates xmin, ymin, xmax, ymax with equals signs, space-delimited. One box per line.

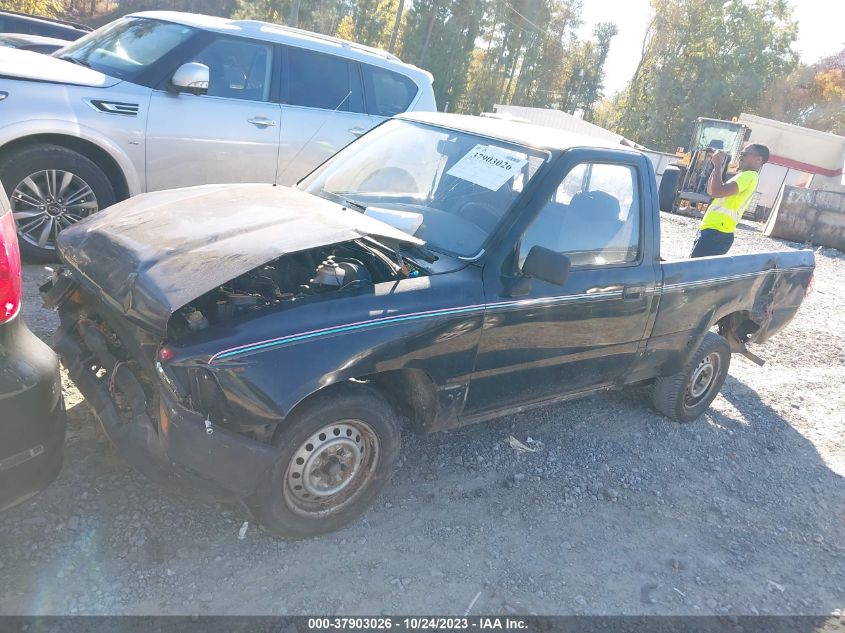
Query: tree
xmin=510 ymin=0 xmax=581 ymax=110
xmin=756 ymin=47 xmax=845 ymax=134
xmin=578 ymin=22 xmax=618 ymax=119
xmin=616 ymin=0 xmax=798 ymax=150
xmin=402 ymin=0 xmax=485 ymax=110
xmin=592 ymin=90 xmax=626 ymax=132
xmin=113 ymin=0 xmax=234 ymax=20
xmin=0 ymin=0 xmax=65 ymax=17
xmin=232 ymin=0 xmax=354 ymax=34
xmin=460 ymin=0 xmax=586 ymax=114
xmin=334 ymin=0 xmax=399 ymax=47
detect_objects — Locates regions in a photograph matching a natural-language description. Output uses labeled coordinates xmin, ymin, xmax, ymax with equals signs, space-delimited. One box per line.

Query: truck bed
xmin=626 ymin=249 xmax=814 ymax=384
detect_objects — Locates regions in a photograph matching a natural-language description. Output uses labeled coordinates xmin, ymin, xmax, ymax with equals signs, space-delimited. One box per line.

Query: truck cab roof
xmin=398 ymin=112 xmax=639 ymax=154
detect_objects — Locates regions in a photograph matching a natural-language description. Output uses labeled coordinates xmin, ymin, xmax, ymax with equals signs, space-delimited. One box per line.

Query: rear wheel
xmin=0 ymin=144 xmax=116 ymax=262
xmin=247 ymin=386 xmax=401 ymax=538
xmin=652 ymin=332 xmax=731 ymax=422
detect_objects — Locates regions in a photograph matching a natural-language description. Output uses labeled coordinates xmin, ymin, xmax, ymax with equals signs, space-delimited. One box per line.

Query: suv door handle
xmin=248 ymin=117 xmax=276 ymax=128
xmin=349 ymin=127 xmax=367 ymax=137
xmin=623 ymin=285 xmax=646 ymax=300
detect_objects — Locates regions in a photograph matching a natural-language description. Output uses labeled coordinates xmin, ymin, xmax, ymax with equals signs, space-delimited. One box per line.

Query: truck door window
xmin=192 ymin=37 xmax=273 ymax=102
xmin=520 ymin=162 xmax=641 ymax=268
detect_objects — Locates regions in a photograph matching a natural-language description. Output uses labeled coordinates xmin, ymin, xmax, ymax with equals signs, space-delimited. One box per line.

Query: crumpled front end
xmin=43 ymin=274 xmax=277 ymax=500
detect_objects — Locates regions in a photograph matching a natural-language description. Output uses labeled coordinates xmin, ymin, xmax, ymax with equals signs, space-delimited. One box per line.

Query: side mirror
xmin=522 ymin=246 xmax=570 ymax=286
xmin=171 ymin=62 xmax=209 ymax=94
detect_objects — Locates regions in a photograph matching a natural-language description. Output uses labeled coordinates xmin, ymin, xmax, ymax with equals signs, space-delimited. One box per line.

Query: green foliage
xmin=330 ymin=0 xmax=400 ymax=47
xmin=232 ymin=0 xmax=355 ymax=34
xmin=401 ymin=0 xmax=486 ymax=111
xmin=506 ymin=0 xmax=581 ymax=111
xmin=616 ymin=0 xmax=798 ymax=150
xmin=0 ymin=0 xmax=66 ymax=17
xmin=756 ymin=47 xmax=845 ymax=135
xmin=25 ymin=0 xmax=623 ymax=119
xmin=455 ymin=0 xmax=616 ymax=115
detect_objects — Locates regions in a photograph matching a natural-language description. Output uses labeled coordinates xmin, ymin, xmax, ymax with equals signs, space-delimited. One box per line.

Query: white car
xmin=0 ymin=11 xmax=435 ymax=260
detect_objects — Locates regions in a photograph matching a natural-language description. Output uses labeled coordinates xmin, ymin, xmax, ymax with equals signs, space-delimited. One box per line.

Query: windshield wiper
xmin=57 ymin=55 xmax=92 ymax=68
xmin=323 ymin=190 xmax=366 ymax=212
xmin=342 ymin=198 xmax=367 ymax=212
xmin=402 ymin=243 xmax=438 ymax=263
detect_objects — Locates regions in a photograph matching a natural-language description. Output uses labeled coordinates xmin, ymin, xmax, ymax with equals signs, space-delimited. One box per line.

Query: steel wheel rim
xmin=685 ymin=353 xmax=720 ymax=407
xmin=284 ymin=419 xmax=380 ymax=517
xmin=11 ymin=169 xmax=98 ymax=250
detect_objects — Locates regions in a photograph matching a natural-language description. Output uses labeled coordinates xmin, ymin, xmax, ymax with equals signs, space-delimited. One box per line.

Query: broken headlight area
xmin=167 ymin=239 xmax=423 ymax=339
xmin=181 ymin=366 xmax=228 ymax=423
xmin=157 ymin=362 xmax=279 ymax=442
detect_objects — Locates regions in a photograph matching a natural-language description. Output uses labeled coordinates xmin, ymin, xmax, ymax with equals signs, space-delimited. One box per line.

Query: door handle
xmin=623 ymin=285 xmax=646 ymax=300
xmin=349 ymin=127 xmax=367 ymax=137
xmin=248 ymin=117 xmax=276 ymax=128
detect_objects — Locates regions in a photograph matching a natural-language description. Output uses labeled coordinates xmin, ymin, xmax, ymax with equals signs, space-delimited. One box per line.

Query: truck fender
xmin=658 ymin=307 xmax=719 ymax=377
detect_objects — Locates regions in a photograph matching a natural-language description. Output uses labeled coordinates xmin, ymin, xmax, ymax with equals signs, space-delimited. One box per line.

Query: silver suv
xmin=0 ymin=11 xmax=435 ymax=260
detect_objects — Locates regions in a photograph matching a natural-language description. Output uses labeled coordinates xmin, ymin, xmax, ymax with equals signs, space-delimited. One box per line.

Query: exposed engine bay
xmin=168 ymin=239 xmax=422 ymax=339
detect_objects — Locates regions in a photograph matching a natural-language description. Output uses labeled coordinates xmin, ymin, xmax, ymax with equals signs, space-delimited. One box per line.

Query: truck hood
xmin=0 ymin=48 xmax=121 ymax=87
xmin=57 ymin=183 xmax=424 ymax=335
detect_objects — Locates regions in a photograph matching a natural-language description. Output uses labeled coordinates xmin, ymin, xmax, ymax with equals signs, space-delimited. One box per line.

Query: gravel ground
xmin=1 ymin=213 xmax=843 ymax=616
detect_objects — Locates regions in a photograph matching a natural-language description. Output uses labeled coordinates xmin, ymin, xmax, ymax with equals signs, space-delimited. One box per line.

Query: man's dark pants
xmin=690 ymin=228 xmax=734 ymax=258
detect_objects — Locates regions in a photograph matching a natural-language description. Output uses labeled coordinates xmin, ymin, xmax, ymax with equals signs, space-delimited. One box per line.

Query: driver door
xmin=463 ymin=150 xmax=658 ymax=416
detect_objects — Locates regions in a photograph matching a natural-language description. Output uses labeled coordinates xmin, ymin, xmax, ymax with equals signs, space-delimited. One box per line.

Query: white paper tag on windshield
xmin=446 ymin=144 xmax=528 ymax=191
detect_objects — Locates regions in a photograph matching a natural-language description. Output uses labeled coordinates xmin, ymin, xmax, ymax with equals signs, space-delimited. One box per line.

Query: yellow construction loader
xmin=658 ymin=117 xmax=751 ymax=214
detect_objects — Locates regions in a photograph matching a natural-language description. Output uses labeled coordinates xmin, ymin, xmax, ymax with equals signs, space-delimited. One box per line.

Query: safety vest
xmin=700 ymin=170 xmax=759 ymax=234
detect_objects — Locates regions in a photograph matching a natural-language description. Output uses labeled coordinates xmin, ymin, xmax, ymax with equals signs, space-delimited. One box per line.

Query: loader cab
xmin=674 ymin=118 xmax=751 ymax=212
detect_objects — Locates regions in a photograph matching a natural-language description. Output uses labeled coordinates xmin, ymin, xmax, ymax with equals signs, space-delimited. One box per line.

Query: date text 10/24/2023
xmin=307 ymin=618 xmax=529 ymax=630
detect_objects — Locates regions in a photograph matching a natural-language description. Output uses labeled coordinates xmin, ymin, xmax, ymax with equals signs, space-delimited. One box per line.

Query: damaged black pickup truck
xmin=41 ymin=113 xmax=814 ymax=537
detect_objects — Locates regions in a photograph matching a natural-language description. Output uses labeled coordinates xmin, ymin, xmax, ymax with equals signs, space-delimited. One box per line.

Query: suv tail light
xmin=0 ymin=209 xmax=23 ymax=324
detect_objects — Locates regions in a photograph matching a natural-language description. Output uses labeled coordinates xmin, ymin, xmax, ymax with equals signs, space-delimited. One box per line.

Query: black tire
xmin=0 ymin=144 xmax=116 ymax=263
xmin=247 ymin=385 xmax=401 ymax=538
xmin=658 ymin=165 xmax=681 ymax=213
xmin=652 ymin=332 xmax=731 ymax=422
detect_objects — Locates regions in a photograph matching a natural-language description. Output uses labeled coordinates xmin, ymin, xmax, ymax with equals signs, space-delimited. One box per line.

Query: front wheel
xmin=651 ymin=332 xmax=731 ymax=422
xmin=0 ymin=144 xmax=116 ymax=262
xmin=247 ymin=386 xmax=401 ymax=538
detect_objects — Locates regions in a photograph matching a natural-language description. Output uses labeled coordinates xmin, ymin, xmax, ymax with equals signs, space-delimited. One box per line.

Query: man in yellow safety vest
xmin=690 ymin=143 xmax=769 ymax=258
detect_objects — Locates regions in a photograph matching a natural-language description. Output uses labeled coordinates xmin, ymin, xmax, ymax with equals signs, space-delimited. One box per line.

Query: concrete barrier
xmin=764 ymin=186 xmax=845 ymax=250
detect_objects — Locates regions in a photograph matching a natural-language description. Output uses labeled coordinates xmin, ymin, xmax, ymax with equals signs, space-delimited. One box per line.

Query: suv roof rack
xmin=231 ymin=19 xmax=401 ymax=62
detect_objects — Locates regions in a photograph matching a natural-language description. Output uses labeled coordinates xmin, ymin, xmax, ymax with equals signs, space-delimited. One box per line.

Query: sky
xmin=577 ymin=0 xmax=845 ymax=96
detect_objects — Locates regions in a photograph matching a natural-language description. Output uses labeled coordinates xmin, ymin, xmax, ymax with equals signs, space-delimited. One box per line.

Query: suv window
xmin=191 ymin=37 xmax=273 ymax=102
xmin=363 ymin=65 xmax=418 ymax=117
xmin=520 ymin=162 xmax=641 ymax=268
xmin=56 ymin=17 xmax=197 ymax=82
xmin=286 ymin=46 xmax=363 ymax=112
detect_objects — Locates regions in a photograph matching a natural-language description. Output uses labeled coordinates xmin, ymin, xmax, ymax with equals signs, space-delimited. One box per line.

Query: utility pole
xmin=289 ymin=0 xmax=302 ymax=28
xmin=388 ymin=0 xmax=404 ymax=54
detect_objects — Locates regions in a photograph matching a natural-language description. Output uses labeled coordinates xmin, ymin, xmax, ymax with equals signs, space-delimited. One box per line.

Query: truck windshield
xmin=54 ymin=17 xmax=196 ymax=82
xmin=299 ymin=120 xmax=550 ymax=257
